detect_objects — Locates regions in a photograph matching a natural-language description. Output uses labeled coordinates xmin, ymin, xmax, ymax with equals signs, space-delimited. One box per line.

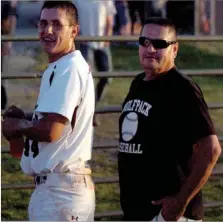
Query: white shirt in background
xmin=74 ymin=0 xmax=116 ymax=49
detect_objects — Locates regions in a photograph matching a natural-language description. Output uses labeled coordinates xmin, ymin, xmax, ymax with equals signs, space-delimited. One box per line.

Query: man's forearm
xmin=105 ymin=16 xmax=113 ymax=36
xmin=178 ymin=136 xmax=221 ymax=204
xmin=106 ymin=26 xmax=113 ymax=36
xmin=17 ymin=119 xmax=51 ymax=142
xmin=9 ymin=16 xmax=17 ymax=35
xmin=178 ymin=154 xmax=216 ymax=204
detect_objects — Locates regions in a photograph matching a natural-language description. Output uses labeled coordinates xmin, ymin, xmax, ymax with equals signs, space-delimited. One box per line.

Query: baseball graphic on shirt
xmin=122 ymin=112 xmax=138 ymax=142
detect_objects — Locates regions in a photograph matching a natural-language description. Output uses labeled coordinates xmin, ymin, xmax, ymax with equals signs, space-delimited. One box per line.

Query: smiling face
xmin=38 ymin=7 xmax=79 ymax=62
xmin=139 ymin=24 xmax=178 ymax=77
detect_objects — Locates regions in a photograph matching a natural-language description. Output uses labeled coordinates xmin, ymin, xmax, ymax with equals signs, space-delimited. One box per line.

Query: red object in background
xmin=9 ymin=137 xmax=24 ymax=158
xmin=202 ymin=18 xmax=210 ymax=34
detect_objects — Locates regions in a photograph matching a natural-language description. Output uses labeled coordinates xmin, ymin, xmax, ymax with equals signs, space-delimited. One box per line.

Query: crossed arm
xmin=2 ymin=106 xmax=68 ymax=143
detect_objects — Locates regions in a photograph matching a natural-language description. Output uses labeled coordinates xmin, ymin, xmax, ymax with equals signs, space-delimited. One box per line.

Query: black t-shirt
xmin=118 ymin=67 xmax=215 ymax=220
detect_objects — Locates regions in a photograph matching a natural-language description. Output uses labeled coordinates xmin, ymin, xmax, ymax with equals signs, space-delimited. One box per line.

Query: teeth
xmin=44 ymin=38 xmax=53 ymax=41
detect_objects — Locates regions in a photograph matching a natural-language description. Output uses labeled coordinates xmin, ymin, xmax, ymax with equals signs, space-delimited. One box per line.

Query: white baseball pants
xmin=28 ymin=173 xmax=95 ymax=221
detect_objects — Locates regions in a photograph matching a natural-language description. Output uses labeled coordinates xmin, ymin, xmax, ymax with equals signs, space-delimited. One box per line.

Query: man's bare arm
xmin=177 ymin=135 xmax=222 ymax=204
xmin=3 ymin=113 xmax=68 ymax=142
xmin=105 ymin=15 xmax=114 ymax=36
xmin=103 ymin=15 xmax=114 ymax=47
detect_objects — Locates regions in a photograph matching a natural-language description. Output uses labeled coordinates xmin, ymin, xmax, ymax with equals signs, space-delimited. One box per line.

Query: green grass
xmin=1 ymin=42 xmax=223 ymax=220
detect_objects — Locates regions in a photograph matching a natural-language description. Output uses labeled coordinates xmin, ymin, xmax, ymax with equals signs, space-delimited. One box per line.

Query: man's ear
xmin=173 ymin=42 xmax=179 ymax=58
xmin=71 ymin=24 xmax=80 ymax=38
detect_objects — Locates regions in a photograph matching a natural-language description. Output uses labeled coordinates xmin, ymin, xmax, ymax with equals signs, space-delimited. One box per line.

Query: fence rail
xmin=2 ymin=135 xmax=223 ymax=154
xmin=1 ymin=103 xmax=223 ymax=118
xmin=2 ymin=167 xmax=223 ymax=190
xmin=2 ymin=35 xmax=223 ymax=42
xmin=2 ymin=69 xmax=223 ymax=80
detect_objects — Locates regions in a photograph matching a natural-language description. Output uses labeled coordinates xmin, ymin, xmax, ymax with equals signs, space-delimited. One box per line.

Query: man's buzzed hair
xmin=40 ymin=1 xmax=79 ymax=25
xmin=141 ymin=17 xmax=177 ymax=39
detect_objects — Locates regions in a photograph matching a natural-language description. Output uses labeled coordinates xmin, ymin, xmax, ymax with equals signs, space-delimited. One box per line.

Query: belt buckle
xmin=34 ymin=175 xmax=47 ymax=186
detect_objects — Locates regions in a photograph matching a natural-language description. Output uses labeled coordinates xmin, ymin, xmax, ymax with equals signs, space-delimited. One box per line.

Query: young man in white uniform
xmin=2 ymin=1 xmax=95 ymax=221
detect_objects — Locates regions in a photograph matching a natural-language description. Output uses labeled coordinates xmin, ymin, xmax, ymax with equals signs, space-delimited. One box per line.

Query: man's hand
xmin=2 ymin=118 xmax=21 ymax=139
xmin=3 ymin=105 xmax=26 ymax=120
xmin=152 ymin=195 xmax=188 ymax=221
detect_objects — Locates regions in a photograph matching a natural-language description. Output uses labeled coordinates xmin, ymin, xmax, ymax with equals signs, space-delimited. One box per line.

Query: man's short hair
xmin=141 ymin=17 xmax=177 ymax=39
xmin=40 ymin=1 xmax=78 ymax=25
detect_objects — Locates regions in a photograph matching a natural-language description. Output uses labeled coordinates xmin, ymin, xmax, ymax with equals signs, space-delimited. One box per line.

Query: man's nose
xmin=44 ymin=24 xmax=53 ymax=34
xmin=146 ymin=43 xmax=156 ymax=52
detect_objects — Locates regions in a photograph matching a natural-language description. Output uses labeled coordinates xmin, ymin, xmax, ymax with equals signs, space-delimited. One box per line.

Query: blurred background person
xmin=166 ymin=0 xmax=194 ymax=34
xmin=127 ymin=0 xmax=145 ymax=35
xmin=1 ymin=0 xmax=18 ymax=110
xmin=114 ymin=0 xmax=131 ymax=36
xmin=199 ymin=0 xmax=210 ymax=34
xmin=126 ymin=0 xmax=167 ymax=36
xmin=75 ymin=0 xmax=116 ymax=126
xmin=166 ymin=0 xmax=210 ymax=35
xmin=146 ymin=0 xmax=168 ymax=18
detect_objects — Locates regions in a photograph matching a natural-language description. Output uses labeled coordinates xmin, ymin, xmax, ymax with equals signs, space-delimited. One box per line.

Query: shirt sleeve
xmin=180 ymin=82 xmax=216 ymax=145
xmin=106 ymin=0 xmax=117 ymax=16
xmin=35 ymin=63 xmax=83 ymax=123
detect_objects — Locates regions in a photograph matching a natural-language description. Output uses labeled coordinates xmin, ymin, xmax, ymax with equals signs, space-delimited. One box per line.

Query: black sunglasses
xmin=139 ymin=36 xmax=177 ymax=49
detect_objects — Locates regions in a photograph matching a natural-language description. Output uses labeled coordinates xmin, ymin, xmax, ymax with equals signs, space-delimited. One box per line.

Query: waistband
xmin=34 ymin=173 xmax=94 ymax=189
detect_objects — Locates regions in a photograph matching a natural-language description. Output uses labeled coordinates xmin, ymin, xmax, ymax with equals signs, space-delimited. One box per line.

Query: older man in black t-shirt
xmin=118 ymin=17 xmax=222 ymax=221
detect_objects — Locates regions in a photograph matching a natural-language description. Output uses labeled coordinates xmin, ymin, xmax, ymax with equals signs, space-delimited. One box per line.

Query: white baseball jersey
xmin=20 ymin=50 xmax=95 ymax=175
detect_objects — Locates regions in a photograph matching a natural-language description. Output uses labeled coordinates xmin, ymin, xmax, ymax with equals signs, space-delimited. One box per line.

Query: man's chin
xmin=43 ymin=47 xmax=56 ymax=54
xmin=143 ymin=64 xmax=157 ymax=70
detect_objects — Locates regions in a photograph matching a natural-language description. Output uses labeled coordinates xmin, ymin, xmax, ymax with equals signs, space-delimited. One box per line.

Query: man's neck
xmin=144 ymin=65 xmax=175 ymax=81
xmin=49 ymin=45 xmax=75 ymax=63
xmin=144 ymin=69 xmax=157 ymax=81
